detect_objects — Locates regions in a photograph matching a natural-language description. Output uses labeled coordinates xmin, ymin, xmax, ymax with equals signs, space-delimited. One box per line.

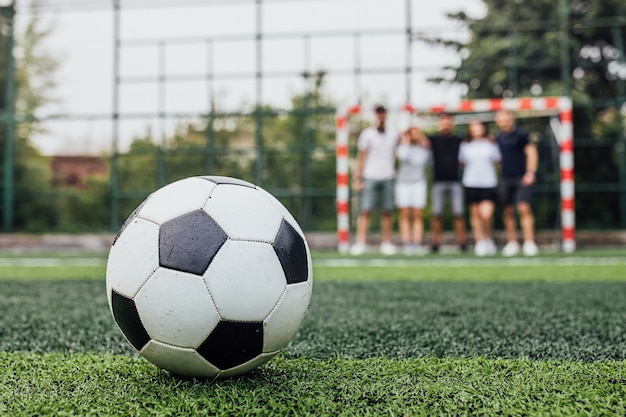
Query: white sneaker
xmin=402 ymin=244 xmax=414 ymax=255
xmin=522 ymin=240 xmax=539 ymax=256
xmin=484 ymin=239 xmax=497 ymax=256
xmin=379 ymin=242 xmax=397 ymax=256
xmin=350 ymin=243 xmax=367 ymax=255
xmin=474 ymin=240 xmax=487 ymax=257
xmin=502 ymin=241 xmax=520 ymax=257
xmin=413 ymin=244 xmax=428 ymax=255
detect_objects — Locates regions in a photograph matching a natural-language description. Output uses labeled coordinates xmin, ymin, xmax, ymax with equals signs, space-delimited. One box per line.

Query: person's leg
xmin=451 ymin=183 xmax=467 ymax=248
xmin=411 ymin=208 xmax=424 ymax=245
xmin=430 ymin=183 xmax=444 ymax=250
xmin=381 ymin=211 xmax=394 ymax=244
xmin=355 ymin=211 xmax=371 ymax=245
xmin=470 ymin=202 xmax=487 ymax=256
xmin=453 ymin=216 xmax=467 ymax=246
xmin=500 ymin=180 xmax=519 ymax=243
xmin=478 ymin=200 xmax=495 ymax=239
xmin=503 ymin=205 xmax=517 ymax=243
xmin=479 ymin=199 xmax=496 ymax=255
xmin=518 ymin=199 xmax=538 ymax=256
xmin=501 ymin=203 xmax=520 ymax=256
xmin=412 ymin=181 xmax=427 ymax=247
xmin=518 ymin=202 xmax=535 ymax=242
xmin=431 ymin=216 xmax=442 ymax=247
xmin=501 ymin=180 xmax=522 ymax=256
xmin=517 ymin=184 xmax=536 ymax=243
xmin=469 ymin=203 xmax=482 ymax=242
xmin=398 ymin=207 xmax=410 ymax=245
xmin=380 ymin=179 xmax=396 ymax=246
xmin=351 ymin=179 xmax=375 ymax=254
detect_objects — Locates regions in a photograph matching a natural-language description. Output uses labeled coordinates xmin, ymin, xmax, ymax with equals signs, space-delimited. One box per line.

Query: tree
xmin=422 ymin=0 xmax=626 ymax=103
xmin=0 ymin=4 xmax=60 ymax=231
xmin=420 ymin=0 xmax=626 ymax=229
xmin=257 ymin=71 xmax=337 ymax=230
xmin=107 ymin=71 xmax=337 ymax=231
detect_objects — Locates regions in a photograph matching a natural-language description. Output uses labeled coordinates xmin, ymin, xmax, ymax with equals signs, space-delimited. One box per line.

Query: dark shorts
xmin=359 ymin=178 xmax=395 ymax=213
xmin=500 ymin=177 xmax=533 ymax=206
xmin=464 ymin=187 xmax=498 ymax=205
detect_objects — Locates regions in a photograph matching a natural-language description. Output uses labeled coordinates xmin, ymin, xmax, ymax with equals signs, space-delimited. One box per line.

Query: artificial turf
xmin=1 ymin=250 xmax=625 ymax=415
xmin=1 ymin=352 xmax=625 ymax=416
xmin=1 ymin=279 xmax=625 ymax=361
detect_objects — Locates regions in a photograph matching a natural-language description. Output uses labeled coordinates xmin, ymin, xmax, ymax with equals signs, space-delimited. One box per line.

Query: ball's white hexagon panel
xmin=106 ymin=217 xmax=160 ymax=304
xmin=263 ymin=281 xmax=311 ymax=352
xmin=256 ymin=186 xmax=306 ymax=238
xmin=135 ymin=267 xmax=221 ymax=348
xmin=203 ymin=184 xmax=282 ymax=242
xmin=138 ymin=177 xmax=217 ymax=225
xmin=217 ymin=351 xmax=278 ymax=378
xmin=204 ymin=240 xmax=287 ymax=322
xmin=140 ymin=340 xmax=220 ymax=379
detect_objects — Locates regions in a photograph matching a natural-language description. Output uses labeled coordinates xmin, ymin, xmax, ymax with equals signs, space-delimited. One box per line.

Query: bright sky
xmin=18 ymin=0 xmax=486 ymax=154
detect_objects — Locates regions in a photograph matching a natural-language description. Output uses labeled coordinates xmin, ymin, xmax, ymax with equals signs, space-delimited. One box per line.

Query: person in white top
xmin=458 ymin=119 xmax=501 ymax=256
xmin=395 ymin=126 xmax=431 ymax=254
xmin=351 ymin=105 xmax=399 ymax=256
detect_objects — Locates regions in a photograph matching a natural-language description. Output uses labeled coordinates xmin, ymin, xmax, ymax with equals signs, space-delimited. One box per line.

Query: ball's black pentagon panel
xmin=200 ymin=175 xmax=256 ymax=189
xmin=111 ymin=290 xmax=150 ymax=351
xmin=159 ymin=210 xmax=227 ymax=275
xmin=197 ymin=321 xmax=263 ymax=370
xmin=112 ymin=196 xmax=150 ymax=246
xmin=272 ymin=219 xmax=309 ymax=284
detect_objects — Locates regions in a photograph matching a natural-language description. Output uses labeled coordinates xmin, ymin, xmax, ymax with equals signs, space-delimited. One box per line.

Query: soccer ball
xmin=106 ymin=176 xmax=313 ymax=378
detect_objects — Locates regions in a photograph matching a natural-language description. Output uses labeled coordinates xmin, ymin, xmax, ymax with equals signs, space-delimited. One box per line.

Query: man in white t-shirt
xmin=351 ymin=105 xmax=399 ymax=255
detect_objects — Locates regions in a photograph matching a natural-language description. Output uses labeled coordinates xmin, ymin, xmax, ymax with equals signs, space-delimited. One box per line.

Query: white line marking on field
xmin=0 ymin=258 xmax=106 ymax=267
xmin=2 ymin=256 xmax=624 ymax=269
xmin=315 ymin=257 xmax=626 ymax=268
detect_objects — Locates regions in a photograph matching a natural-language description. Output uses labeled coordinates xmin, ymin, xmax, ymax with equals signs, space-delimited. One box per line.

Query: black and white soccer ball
xmin=106 ymin=176 xmax=313 ymax=379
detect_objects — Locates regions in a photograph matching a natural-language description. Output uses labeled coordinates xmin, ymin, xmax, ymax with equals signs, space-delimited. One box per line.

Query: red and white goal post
xmin=335 ymin=96 xmax=575 ymax=253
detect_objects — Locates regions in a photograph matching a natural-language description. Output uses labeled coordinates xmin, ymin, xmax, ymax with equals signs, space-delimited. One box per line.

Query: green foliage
xmin=438 ymin=0 xmax=626 ymax=100
xmin=109 ymin=72 xmax=337 ymax=230
xmin=257 ymin=72 xmax=337 ymax=230
xmin=0 ymin=7 xmax=60 ymax=232
xmin=57 ymin=175 xmax=111 ymax=231
xmin=12 ymin=151 xmax=58 ymax=231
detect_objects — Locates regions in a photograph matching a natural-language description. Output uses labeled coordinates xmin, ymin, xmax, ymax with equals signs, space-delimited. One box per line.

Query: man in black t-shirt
xmin=429 ymin=113 xmax=467 ymax=253
xmin=495 ymin=110 xmax=538 ymax=257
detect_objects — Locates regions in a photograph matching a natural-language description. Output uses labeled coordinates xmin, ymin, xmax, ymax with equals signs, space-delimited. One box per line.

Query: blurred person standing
xmin=495 ymin=110 xmax=539 ymax=257
xmin=459 ymin=119 xmax=501 ymax=256
xmin=429 ymin=113 xmax=468 ymax=253
xmin=350 ymin=105 xmax=399 ymax=256
xmin=395 ymin=126 xmax=431 ymax=254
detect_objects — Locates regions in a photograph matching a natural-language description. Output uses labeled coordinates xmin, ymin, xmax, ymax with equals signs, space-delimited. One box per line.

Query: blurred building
xmin=50 ymin=156 xmax=108 ymax=189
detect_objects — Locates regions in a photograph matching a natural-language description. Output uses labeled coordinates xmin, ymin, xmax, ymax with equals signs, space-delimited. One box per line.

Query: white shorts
xmin=395 ymin=180 xmax=427 ymax=209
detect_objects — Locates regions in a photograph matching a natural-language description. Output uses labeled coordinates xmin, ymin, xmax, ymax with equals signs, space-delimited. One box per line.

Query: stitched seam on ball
xmin=146 ymin=338 xmax=197 ymax=351
xmin=227 ymin=236 xmax=273 ymax=244
xmin=132 ymin=266 xmax=160 ymax=299
xmin=200 ymin=274 xmax=223 ymax=321
xmin=266 ymin=287 xmax=288 ymax=319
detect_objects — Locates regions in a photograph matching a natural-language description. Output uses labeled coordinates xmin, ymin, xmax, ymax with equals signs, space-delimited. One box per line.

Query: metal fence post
xmin=2 ymin=2 xmax=15 ymax=233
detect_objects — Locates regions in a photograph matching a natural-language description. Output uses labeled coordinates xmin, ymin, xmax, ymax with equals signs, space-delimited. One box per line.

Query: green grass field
xmin=1 ymin=249 xmax=625 ymax=415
